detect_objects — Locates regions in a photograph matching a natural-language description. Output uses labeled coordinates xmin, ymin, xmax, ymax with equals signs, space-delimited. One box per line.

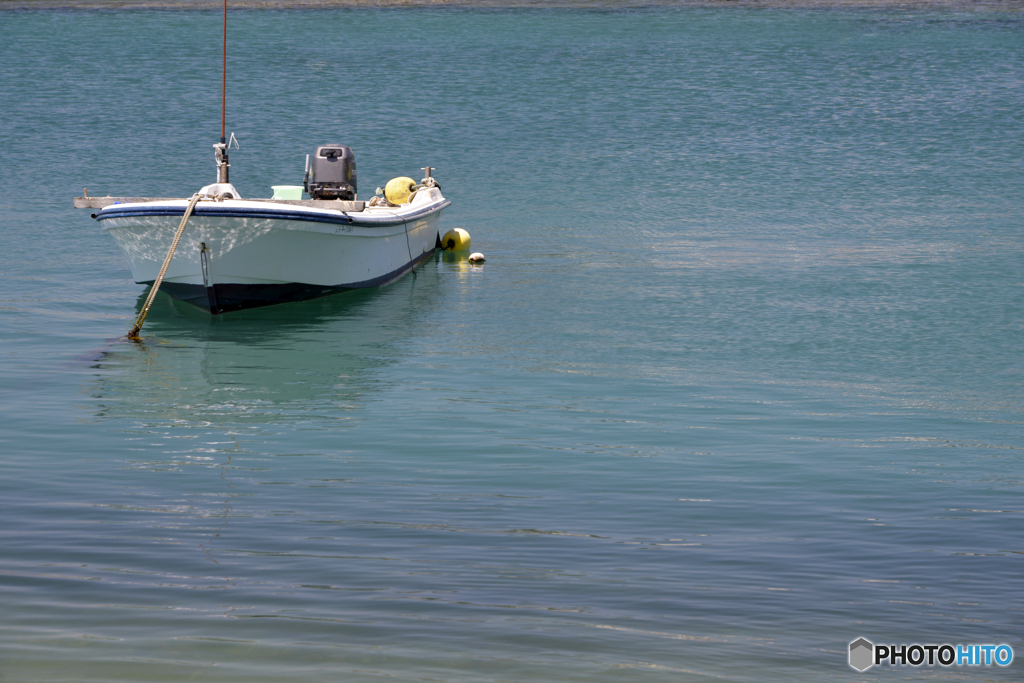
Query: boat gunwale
xmin=95 ymin=198 xmax=451 ymax=229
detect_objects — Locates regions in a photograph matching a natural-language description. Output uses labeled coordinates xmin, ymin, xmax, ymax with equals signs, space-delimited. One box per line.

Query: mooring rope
xmin=402 ymin=215 xmax=415 ymax=272
xmin=385 ymin=208 xmax=417 ymax=276
xmin=127 ymin=193 xmax=203 ymax=339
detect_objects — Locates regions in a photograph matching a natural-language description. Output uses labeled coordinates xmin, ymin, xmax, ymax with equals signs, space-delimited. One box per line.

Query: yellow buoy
xmin=441 ymin=228 xmax=471 ymax=251
xmin=384 ymin=176 xmax=417 ymax=205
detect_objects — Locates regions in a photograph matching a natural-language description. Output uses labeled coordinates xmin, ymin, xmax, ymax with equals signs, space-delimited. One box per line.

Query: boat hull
xmin=97 ymin=192 xmax=449 ymax=313
xmin=157 ymin=248 xmax=437 ymax=313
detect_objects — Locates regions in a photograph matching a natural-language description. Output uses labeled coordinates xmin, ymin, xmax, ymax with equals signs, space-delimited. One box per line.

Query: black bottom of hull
xmin=147 ymin=248 xmax=437 ymax=314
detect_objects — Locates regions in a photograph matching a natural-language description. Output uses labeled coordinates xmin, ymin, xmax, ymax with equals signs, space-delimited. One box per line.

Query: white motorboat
xmin=79 ymin=150 xmax=450 ymax=313
xmin=74 ymin=1 xmax=452 ymax=318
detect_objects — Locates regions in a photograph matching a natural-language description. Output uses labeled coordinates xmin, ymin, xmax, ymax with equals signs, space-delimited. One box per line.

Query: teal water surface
xmin=1 ymin=5 xmax=1023 ymax=682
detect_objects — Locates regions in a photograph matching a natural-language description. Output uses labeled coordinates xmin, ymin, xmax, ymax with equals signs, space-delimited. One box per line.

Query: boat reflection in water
xmin=87 ymin=256 xmax=445 ymax=427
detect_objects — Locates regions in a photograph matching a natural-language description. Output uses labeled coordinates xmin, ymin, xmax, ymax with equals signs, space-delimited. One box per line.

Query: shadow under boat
xmin=132 ymin=251 xmax=444 ymax=342
xmin=85 ymin=257 xmax=444 ymax=423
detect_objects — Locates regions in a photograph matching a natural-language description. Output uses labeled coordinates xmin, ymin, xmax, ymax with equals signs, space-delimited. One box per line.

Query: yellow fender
xmin=441 ymin=228 xmax=471 ymax=251
xmin=384 ymin=176 xmax=417 ymax=205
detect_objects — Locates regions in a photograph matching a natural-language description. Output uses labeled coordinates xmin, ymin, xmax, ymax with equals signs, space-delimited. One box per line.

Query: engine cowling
xmin=304 ymin=145 xmax=357 ymax=200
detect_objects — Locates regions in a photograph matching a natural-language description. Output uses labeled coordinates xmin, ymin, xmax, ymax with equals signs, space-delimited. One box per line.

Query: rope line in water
xmin=386 ymin=208 xmax=417 ymax=276
xmin=128 ymin=193 xmax=203 ymax=339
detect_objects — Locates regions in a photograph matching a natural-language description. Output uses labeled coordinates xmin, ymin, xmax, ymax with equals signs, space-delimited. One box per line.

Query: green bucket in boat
xmin=271 ymin=185 xmax=304 ymax=200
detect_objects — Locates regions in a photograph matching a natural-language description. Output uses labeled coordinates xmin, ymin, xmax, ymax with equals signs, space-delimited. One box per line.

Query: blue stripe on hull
xmin=152 ymin=247 xmax=437 ymax=314
xmin=102 ymin=206 xmax=359 ymax=226
xmin=98 ymin=202 xmax=448 ymax=228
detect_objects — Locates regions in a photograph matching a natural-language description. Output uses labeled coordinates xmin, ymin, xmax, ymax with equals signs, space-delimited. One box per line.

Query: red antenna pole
xmin=221 ymin=0 xmax=227 ymax=144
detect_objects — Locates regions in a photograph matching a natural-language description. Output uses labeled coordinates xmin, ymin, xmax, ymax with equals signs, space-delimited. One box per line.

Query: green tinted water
xmin=1 ymin=5 xmax=1022 ymax=681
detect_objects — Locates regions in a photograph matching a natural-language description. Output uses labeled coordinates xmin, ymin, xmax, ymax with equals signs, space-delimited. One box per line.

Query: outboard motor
xmin=304 ymin=145 xmax=357 ymax=200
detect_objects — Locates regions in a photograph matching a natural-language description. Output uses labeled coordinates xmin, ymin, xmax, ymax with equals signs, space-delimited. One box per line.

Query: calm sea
xmin=1 ymin=4 xmax=1022 ymax=681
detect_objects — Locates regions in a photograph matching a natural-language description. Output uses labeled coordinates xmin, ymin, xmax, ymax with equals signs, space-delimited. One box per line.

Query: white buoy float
xmin=468 ymin=252 xmax=486 ymax=263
